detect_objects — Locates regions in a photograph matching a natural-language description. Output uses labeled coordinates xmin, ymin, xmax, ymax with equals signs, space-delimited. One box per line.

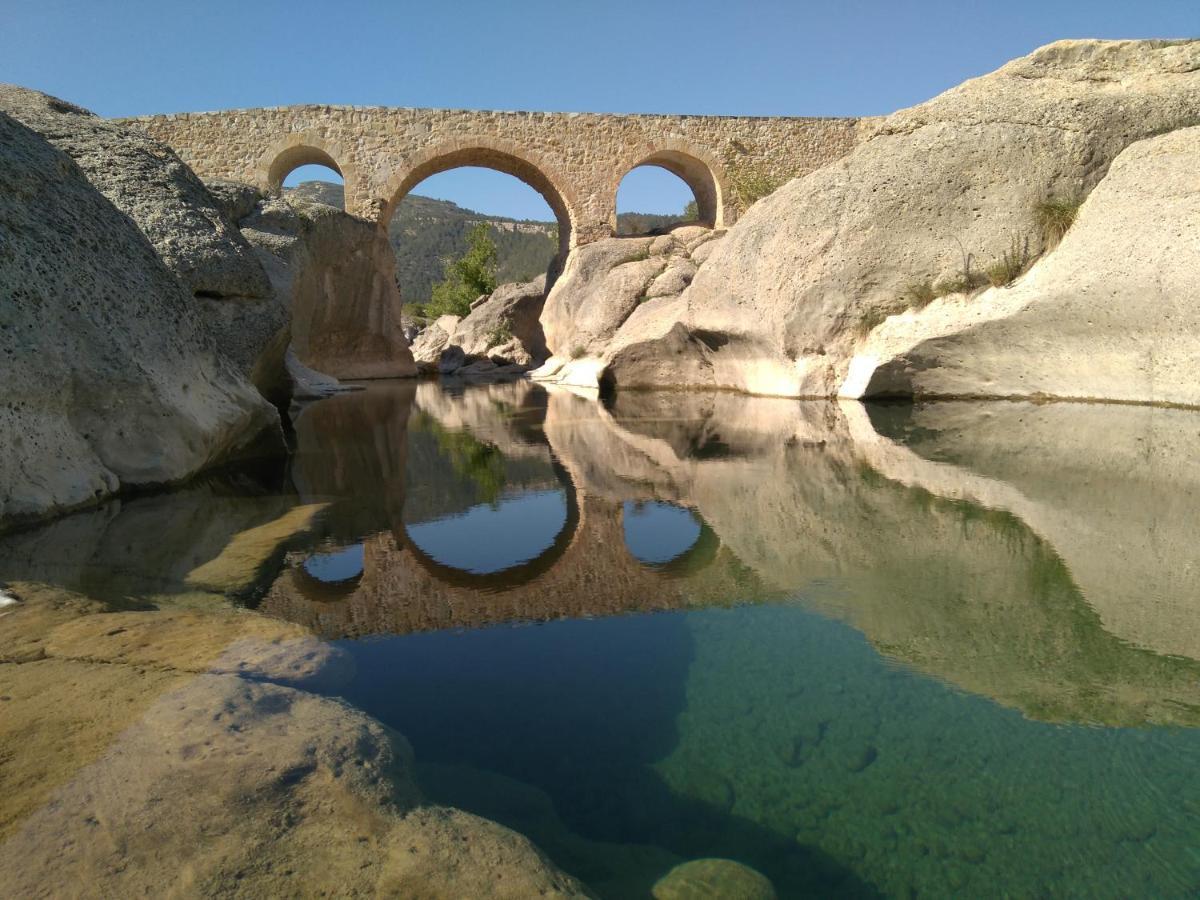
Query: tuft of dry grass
xmin=985 ymin=233 xmax=1031 ymax=287
xmin=1034 ymin=196 xmax=1081 ymax=247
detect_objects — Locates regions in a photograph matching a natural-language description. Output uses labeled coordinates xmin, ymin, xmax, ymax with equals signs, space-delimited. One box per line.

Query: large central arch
xmin=380 ymin=138 xmax=579 ymax=268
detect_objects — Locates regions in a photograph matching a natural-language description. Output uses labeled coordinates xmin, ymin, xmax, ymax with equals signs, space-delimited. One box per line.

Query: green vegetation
xmin=1034 ymin=195 xmax=1081 ymax=247
xmin=421 ymin=414 xmax=507 ymax=505
xmin=570 ymin=345 xmax=588 ymax=359
xmin=730 ymin=170 xmax=781 ymax=206
xmin=903 ymin=281 xmax=937 ymax=309
xmin=485 ymin=322 xmax=513 ymax=348
xmin=285 ymin=182 xmax=555 ymax=304
xmin=683 ymin=199 xmax=699 ymax=221
xmin=424 ymin=223 xmax=498 ymax=318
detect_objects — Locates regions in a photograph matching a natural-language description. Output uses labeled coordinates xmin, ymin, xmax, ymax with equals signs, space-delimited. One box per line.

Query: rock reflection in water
xmin=258 ymin=382 xmax=1200 ymax=730
xmin=6 ymin=380 xmax=1200 ymax=897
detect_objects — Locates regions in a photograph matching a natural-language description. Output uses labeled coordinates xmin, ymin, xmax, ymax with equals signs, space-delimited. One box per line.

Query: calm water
xmin=4 ymin=380 xmax=1200 ymax=897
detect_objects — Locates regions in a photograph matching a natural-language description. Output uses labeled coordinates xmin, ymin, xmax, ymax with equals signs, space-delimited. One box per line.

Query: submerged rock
xmin=0 ymin=100 xmax=282 ymax=529
xmin=652 ymin=858 xmax=776 ymax=900
xmin=0 ymin=588 xmax=589 ymax=897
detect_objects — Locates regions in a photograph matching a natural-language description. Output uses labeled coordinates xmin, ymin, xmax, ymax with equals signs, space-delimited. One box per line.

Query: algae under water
xmin=2 ymin=379 xmax=1200 ymax=897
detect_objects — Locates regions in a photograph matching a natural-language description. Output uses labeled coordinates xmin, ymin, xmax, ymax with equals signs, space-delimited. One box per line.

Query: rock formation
xmin=0 ymin=97 xmax=282 ymax=529
xmin=410 ymin=276 xmax=548 ymax=379
xmin=843 ymin=125 xmax=1200 ymax=404
xmin=235 ymin=193 xmax=416 ymax=382
xmin=531 ymin=225 xmax=723 ymax=389
xmin=0 ymin=587 xmax=589 ymax=897
xmin=572 ymin=40 xmax=1200 ymax=401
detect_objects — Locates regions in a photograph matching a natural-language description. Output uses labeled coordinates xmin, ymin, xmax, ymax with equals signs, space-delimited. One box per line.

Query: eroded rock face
xmin=0 ymin=85 xmax=270 ymax=301
xmin=239 ymin=195 xmax=416 ymax=381
xmin=0 ymin=106 xmax=282 ymax=529
xmin=843 ymin=125 xmax=1200 ymax=404
xmin=597 ymin=40 xmax=1200 ymax=399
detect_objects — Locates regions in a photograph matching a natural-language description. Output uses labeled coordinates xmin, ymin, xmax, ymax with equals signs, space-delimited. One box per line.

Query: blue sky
xmin=3 ymin=0 xmax=1196 ymax=217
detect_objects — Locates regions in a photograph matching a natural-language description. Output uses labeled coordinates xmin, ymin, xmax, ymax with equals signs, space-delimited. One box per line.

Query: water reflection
xmin=6 ymin=382 xmax=1200 ymax=896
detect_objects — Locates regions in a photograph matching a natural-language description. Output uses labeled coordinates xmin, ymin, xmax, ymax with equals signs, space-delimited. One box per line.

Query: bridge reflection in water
xmin=241 ymin=379 xmax=1200 ymax=732
xmin=261 ymin=380 xmax=759 ymax=637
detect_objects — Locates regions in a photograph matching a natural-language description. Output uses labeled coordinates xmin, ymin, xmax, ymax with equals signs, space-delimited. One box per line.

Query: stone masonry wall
xmin=117 ymin=106 xmax=863 ymax=245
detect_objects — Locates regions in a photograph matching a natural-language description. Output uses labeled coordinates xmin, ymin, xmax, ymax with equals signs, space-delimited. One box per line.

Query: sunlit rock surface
xmin=533 ymin=226 xmax=722 ymax=389
xmin=843 ymin=126 xmax=1200 ymax=404
xmin=594 ymin=40 xmax=1200 ymax=400
xmin=0 ymin=98 xmax=281 ymax=529
xmin=238 ymin=194 xmax=416 ymax=382
xmin=411 ymin=277 xmax=549 ymax=378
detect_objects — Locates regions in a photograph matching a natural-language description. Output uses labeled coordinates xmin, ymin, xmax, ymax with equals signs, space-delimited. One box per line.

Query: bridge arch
xmin=612 ymin=141 xmax=733 ymax=231
xmin=259 ymin=132 xmax=362 ymax=210
xmin=380 ymin=138 xmax=579 ymax=263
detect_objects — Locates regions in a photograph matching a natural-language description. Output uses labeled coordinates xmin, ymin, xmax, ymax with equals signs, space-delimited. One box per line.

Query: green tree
xmin=683 ymin=199 xmax=698 ymax=221
xmin=425 ymin=222 xmax=498 ymax=317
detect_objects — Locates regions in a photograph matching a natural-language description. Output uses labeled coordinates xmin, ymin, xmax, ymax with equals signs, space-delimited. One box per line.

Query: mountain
xmin=285 ymin=181 xmax=690 ymax=305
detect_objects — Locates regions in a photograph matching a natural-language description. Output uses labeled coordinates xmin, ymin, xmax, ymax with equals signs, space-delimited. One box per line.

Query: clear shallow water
xmin=4 ymin=380 xmax=1200 ymax=897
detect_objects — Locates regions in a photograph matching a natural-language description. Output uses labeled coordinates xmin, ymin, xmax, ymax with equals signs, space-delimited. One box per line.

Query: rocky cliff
xmin=574 ymin=40 xmax=1200 ymax=401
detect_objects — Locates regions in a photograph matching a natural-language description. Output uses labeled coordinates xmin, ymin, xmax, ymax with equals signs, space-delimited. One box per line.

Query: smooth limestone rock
xmin=842 ymin=125 xmax=1200 ymax=404
xmin=0 ymin=588 xmax=589 ymax=897
xmin=598 ymin=40 xmax=1200 ymax=399
xmin=0 ymin=108 xmax=282 ymax=529
xmin=452 ymin=276 xmax=548 ymax=363
xmin=533 ymin=226 xmax=722 ymax=389
xmin=240 ymin=195 xmax=416 ymax=381
xmin=0 ymin=87 xmax=287 ymax=394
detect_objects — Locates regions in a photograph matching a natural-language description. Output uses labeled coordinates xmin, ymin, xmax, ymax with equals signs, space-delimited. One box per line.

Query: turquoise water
xmin=5 ymin=379 xmax=1200 ymax=896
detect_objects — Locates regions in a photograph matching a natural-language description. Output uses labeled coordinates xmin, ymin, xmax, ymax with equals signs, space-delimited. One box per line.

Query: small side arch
xmin=380 ymin=137 xmax=579 ymax=266
xmin=258 ymin=132 xmax=361 ymax=209
xmin=612 ymin=141 xmax=734 ymax=231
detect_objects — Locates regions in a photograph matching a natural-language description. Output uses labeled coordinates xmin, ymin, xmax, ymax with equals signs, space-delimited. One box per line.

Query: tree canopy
xmin=424 ymin=222 xmax=499 ymax=317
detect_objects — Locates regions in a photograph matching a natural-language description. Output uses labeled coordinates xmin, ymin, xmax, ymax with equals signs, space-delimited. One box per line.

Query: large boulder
xmin=452 ymin=275 xmax=548 ymax=364
xmin=598 ymin=40 xmax=1200 ymax=398
xmin=0 ymin=107 xmax=282 ymax=529
xmin=0 ymin=85 xmax=271 ymax=301
xmin=842 ymin=125 xmax=1200 ymax=405
xmin=241 ymin=195 xmax=416 ymax=381
xmin=410 ymin=277 xmax=549 ymax=378
xmin=533 ymin=226 xmax=722 ymax=388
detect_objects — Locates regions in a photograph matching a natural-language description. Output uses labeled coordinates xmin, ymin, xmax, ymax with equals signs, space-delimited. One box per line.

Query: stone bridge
xmin=119 ymin=105 xmax=862 ymax=248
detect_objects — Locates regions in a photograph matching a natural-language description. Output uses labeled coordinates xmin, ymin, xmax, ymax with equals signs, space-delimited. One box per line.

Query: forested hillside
xmin=285 ymin=181 xmax=690 ymax=303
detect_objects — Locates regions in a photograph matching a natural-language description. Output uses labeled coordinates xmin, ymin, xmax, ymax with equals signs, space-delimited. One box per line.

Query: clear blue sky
xmin=3 ymin=0 xmax=1195 ymax=217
